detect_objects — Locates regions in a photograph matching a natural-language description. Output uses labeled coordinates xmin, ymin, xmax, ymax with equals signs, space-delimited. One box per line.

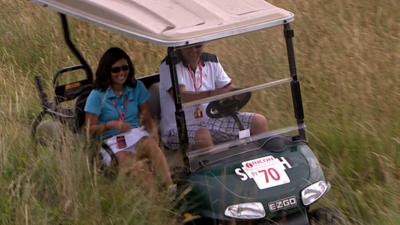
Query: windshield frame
xmin=166 ymin=23 xmax=306 ymax=160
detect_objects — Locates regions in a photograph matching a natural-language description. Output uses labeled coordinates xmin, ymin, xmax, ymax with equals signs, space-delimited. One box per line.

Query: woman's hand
xmin=106 ymin=120 xmax=131 ymax=132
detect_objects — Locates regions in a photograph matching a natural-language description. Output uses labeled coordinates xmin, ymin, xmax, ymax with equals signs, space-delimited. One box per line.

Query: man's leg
xmin=206 ymin=112 xmax=268 ymax=143
xmin=193 ymin=127 xmax=213 ymax=149
xmin=163 ymin=124 xmax=213 ymax=150
xmin=250 ymin=113 xmax=268 ymax=135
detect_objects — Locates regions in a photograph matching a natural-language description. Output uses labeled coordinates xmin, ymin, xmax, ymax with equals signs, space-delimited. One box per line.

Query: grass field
xmin=0 ymin=0 xmax=399 ymax=224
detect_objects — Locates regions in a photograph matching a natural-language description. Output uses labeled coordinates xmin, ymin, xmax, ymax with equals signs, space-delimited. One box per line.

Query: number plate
xmin=240 ymin=155 xmax=292 ymax=189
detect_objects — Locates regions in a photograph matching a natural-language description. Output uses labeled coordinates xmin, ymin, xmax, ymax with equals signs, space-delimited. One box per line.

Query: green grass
xmin=1 ymin=0 xmax=399 ymax=224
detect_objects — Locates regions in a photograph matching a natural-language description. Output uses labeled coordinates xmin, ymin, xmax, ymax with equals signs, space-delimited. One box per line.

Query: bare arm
xmin=169 ymin=83 xmax=235 ymax=103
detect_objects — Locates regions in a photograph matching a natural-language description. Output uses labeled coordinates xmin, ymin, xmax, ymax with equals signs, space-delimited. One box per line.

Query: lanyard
xmin=111 ymin=93 xmax=129 ymax=121
xmin=187 ymin=62 xmax=203 ymax=92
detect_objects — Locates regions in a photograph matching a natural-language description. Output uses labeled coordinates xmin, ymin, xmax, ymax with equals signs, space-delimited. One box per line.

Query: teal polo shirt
xmin=84 ymin=80 xmax=150 ymax=139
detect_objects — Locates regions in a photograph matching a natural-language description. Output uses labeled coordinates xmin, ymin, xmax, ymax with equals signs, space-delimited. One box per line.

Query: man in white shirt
xmin=159 ymin=44 xmax=268 ymax=150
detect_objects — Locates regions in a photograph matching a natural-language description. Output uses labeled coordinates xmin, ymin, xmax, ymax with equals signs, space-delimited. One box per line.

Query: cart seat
xmin=147 ymin=82 xmax=161 ymax=121
xmin=147 ymin=82 xmax=184 ymax=173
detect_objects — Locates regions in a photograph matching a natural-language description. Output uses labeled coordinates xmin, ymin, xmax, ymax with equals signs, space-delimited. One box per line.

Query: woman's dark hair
xmin=94 ymin=47 xmax=136 ymax=91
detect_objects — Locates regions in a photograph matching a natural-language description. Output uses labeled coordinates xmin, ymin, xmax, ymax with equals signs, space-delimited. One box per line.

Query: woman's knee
xmin=140 ymin=137 xmax=159 ymax=148
xmin=138 ymin=137 xmax=163 ymax=158
xmin=115 ymin=151 xmax=136 ymax=169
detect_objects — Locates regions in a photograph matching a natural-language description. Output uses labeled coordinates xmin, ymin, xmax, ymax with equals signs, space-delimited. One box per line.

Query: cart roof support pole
xmin=284 ymin=23 xmax=306 ymax=140
xmin=59 ymin=13 xmax=93 ymax=82
xmin=167 ymin=47 xmax=190 ymax=171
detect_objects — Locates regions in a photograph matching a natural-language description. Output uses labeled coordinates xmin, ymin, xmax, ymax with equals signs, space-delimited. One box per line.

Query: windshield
xmin=162 ymin=29 xmax=301 ymax=171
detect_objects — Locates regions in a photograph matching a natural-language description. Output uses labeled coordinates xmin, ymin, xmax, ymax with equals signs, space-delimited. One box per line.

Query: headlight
xmin=301 ymin=181 xmax=330 ymax=206
xmin=224 ymin=202 xmax=265 ymax=219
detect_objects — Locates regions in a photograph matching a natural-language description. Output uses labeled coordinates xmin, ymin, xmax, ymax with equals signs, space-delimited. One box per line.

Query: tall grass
xmin=1 ymin=0 xmax=399 ymax=224
xmin=280 ymin=0 xmax=400 ymax=224
xmin=0 ymin=1 xmax=175 ymax=225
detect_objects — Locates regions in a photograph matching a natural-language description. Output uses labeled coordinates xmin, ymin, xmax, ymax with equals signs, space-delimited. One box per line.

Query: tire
xmin=96 ymin=143 xmax=119 ymax=180
xmin=32 ymin=112 xmax=65 ymax=146
xmin=309 ymin=207 xmax=346 ymax=225
xmin=31 ymin=110 xmax=48 ymax=140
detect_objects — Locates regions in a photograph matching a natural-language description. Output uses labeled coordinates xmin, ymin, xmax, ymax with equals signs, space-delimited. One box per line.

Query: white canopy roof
xmin=33 ymin=0 xmax=294 ymax=47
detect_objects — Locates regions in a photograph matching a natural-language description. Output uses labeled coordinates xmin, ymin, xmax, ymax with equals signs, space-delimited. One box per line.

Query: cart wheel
xmin=31 ymin=110 xmax=47 ymax=140
xmin=97 ymin=143 xmax=119 ymax=180
xmin=32 ymin=112 xmax=65 ymax=146
xmin=309 ymin=207 xmax=346 ymax=225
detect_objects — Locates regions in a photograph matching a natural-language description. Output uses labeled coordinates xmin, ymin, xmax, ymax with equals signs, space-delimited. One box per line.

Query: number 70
xmin=258 ymin=168 xmax=280 ymax=182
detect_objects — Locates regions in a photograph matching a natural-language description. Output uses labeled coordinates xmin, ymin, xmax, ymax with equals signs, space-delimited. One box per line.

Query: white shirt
xmin=159 ymin=53 xmax=231 ymax=137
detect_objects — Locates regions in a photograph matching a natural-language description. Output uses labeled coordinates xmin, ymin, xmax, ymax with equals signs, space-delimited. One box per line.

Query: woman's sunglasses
xmin=111 ymin=65 xmax=129 ymax=73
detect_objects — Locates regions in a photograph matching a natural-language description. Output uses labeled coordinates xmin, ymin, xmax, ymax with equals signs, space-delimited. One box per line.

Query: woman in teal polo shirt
xmin=84 ymin=47 xmax=172 ymax=187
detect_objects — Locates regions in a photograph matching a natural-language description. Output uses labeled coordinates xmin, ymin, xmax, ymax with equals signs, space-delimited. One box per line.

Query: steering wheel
xmin=206 ymin=92 xmax=251 ymax=119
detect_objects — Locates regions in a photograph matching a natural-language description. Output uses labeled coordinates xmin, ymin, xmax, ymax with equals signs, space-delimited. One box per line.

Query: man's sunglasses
xmin=111 ymin=65 xmax=129 ymax=73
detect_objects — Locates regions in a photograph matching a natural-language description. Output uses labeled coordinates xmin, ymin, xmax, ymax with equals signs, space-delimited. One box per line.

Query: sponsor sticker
xmin=235 ymin=155 xmax=292 ymax=189
xmin=268 ymin=196 xmax=297 ymax=212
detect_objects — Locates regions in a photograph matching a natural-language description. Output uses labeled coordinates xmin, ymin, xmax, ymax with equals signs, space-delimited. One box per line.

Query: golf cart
xmin=31 ymin=0 xmax=342 ymax=224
